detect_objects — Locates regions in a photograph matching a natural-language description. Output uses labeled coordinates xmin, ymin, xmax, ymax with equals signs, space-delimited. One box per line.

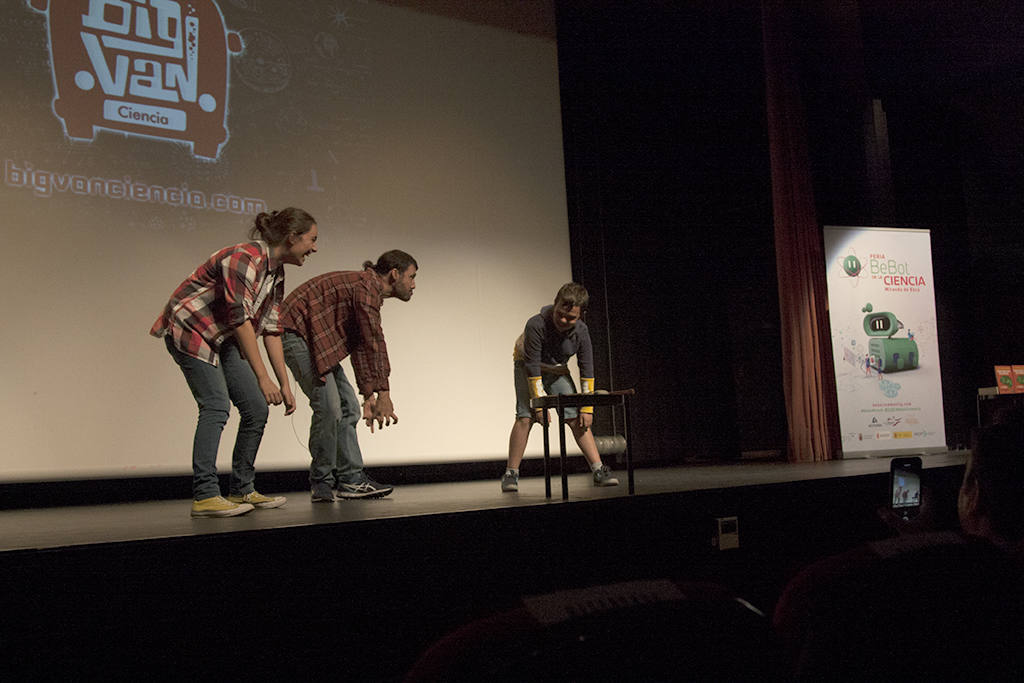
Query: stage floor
xmin=0 ymin=451 xmax=967 ymax=553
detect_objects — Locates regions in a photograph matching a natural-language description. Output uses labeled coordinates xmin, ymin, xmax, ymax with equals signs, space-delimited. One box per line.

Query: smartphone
xmin=889 ymin=456 xmax=922 ymax=519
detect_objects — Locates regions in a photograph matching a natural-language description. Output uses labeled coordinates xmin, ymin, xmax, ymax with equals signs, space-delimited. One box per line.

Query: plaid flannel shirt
xmin=150 ymin=241 xmax=284 ymax=365
xmin=280 ymin=270 xmax=390 ymax=397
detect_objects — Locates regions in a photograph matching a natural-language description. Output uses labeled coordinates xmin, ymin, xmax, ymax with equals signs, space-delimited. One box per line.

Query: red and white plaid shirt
xmin=280 ymin=270 xmax=390 ymax=397
xmin=150 ymin=241 xmax=285 ymax=366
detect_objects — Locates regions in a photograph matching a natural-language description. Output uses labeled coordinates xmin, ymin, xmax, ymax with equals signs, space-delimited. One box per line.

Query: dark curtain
xmin=761 ymin=0 xmax=841 ymax=462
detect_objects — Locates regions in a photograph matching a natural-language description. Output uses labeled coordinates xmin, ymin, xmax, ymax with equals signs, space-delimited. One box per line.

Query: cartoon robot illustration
xmin=862 ymin=303 xmax=919 ymax=372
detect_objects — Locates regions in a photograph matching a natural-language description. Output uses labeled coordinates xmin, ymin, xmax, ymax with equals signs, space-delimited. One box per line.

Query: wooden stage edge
xmin=0 ymin=451 xmax=967 ymax=554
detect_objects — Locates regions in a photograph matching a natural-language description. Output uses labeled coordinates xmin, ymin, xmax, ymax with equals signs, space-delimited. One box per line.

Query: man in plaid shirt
xmin=281 ymin=250 xmax=418 ymax=500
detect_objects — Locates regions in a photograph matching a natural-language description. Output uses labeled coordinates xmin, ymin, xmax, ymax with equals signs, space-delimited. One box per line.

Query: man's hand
xmin=371 ymin=392 xmax=398 ymax=432
xmin=577 ymin=412 xmax=593 ymax=431
xmin=362 ymin=395 xmax=376 ymax=428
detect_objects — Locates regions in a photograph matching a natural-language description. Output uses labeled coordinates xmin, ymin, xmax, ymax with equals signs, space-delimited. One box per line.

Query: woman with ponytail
xmin=151 ymin=208 xmax=318 ymax=517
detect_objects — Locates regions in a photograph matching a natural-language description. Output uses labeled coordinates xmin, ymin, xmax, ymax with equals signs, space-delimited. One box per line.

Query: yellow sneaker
xmin=227 ymin=491 xmax=287 ymax=509
xmin=191 ymin=495 xmax=255 ymax=518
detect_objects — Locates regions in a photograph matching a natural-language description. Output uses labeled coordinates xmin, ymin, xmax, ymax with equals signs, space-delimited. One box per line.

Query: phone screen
xmin=891 ymin=469 xmax=921 ymax=509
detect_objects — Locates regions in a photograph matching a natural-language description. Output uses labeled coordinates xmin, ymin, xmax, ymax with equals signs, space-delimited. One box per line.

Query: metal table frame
xmin=529 ymin=389 xmax=636 ymax=500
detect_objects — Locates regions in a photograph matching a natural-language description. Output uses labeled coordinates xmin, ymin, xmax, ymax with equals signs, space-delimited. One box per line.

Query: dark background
xmin=557 ymin=0 xmax=1024 ymax=463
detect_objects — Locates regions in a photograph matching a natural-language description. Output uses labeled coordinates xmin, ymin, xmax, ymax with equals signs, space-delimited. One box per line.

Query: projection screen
xmin=0 ymin=0 xmax=574 ymax=480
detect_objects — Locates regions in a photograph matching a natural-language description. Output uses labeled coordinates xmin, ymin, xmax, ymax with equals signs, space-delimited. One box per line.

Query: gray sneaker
xmin=336 ymin=473 xmax=394 ymax=499
xmin=311 ymin=480 xmax=335 ymax=502
xmin=501 ymin=470 xmax=519 ymax=492
xmin=593 ymin=465 xmax=619 ymax=487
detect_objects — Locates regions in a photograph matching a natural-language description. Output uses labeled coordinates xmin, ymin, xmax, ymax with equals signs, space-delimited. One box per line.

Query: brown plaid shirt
xmin=281 ymin=270 xmax=390 ymax=397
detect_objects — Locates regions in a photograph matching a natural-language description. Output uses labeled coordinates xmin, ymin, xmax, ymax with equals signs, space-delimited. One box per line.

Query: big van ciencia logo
xmin=28 ymin=0 xmax=244 ymax=160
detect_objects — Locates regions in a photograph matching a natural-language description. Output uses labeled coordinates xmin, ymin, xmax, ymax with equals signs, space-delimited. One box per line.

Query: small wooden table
xmin=530 ymin=389 xmax=636 ymax=500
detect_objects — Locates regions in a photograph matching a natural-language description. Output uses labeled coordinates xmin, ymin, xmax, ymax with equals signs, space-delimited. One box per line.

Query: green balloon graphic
xmin=843 ymin=255 xmax=862 ymax=277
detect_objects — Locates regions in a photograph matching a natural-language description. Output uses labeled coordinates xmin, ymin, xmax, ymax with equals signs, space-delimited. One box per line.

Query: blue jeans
xmin=282 ymin=331 xmax=365 ymax=486
xmin=513 ymin=360 xmax=579 ymax=420
xmin=165 ymin=335 xmax=268 ymax=500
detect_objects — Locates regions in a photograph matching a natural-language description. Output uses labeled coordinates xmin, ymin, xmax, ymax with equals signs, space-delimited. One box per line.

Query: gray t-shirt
xmin=514 ymin=305 xmax=594 ymax=378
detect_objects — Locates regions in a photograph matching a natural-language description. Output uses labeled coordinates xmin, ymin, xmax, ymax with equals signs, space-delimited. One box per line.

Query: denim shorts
xmin=514 ymin=360 xmax=578 ymax=419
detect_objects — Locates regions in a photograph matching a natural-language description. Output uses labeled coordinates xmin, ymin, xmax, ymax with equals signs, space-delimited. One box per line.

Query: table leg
xmin=542 ymin=413 xmax=551 ymax=498
xmin=558 ymin=407 xmax=568 ymax=500
xmin=624 ymin=396 xmax=635 ymax=495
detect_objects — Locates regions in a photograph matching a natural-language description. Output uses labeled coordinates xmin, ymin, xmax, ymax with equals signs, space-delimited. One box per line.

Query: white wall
xmin=0 ymin=1 xmax=575 ymax=480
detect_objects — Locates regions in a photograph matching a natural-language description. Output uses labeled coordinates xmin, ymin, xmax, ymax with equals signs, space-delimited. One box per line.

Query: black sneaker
xmin=311 ymin=480 xmax=335 ymax=502
xmin=336 ymin=474 xmax=394 ymax=499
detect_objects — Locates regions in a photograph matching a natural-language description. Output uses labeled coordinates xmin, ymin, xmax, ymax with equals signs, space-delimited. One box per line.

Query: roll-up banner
xmin=823 ymin=226 xmax=947 ymax=457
